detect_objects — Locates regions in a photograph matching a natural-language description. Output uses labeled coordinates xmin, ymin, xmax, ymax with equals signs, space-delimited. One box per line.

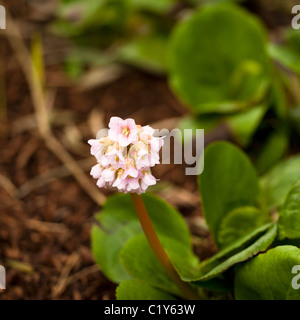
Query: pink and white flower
xmin=87 ymin=136 xmax=113 ymax=160
xmin=108 ymin=117 xmax=138 ymax=147
xmin=88 ymin=117 xmax=164 ymax=194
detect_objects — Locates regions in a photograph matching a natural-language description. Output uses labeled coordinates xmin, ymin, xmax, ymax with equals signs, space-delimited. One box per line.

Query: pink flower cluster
xmin=88 ymin=117 xmax=164 ymax=194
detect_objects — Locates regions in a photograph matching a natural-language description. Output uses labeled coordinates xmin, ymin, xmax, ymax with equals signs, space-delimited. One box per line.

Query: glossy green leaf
xmin=198 ymin=141 xmax=260 ymax=246
xmin=120 ymin=233 xmax=200 ymax=297
xmin=118 ymin=34 xmax=168 ymax=73
xmin=278 ymin=180 xmax=300 ymax=241
xmin=225 ymin=104 xmax=268 ymax=146
xmin=234 ymin=246 xmax=300 ymax=300
xmin=179 ymin=115 xmax=220 ymax=136
xmin=268 ymin=43 xmax=300 ymax=75
xmin=194 ymin=223 xmax=277 ymax=282
xmin=168 ymin=4 xmax=270 ymax=114
xmin=261 ymin=155 xmax=300 ymax=210
xmin=159 ymin=222 xmax=276 ymax=284
xmin=168 ymin=223 xmax=277 ymax=283
xmin=217 ymin=207 xmax=268 ymax=248
xmin=255 ymin=129 xmax=288 ymax=175
xmin=91 ymin=193 xmax=191 ymax=283
xmin=116 ymin=279 xmax=176 ymax=300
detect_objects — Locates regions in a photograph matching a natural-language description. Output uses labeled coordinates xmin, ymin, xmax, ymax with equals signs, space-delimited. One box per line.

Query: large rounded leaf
xmin=225 ymin=104 xmax=268 ymax=146
xmin=261 ymin=155 xmax=300 ymax=210
xmin=91 ymin=193 xmax=191 ymax=283
xmin=234 ymin=246 xmax=300 ymax=300
xmin=168 ymin=4 xmax=270 ymax=114
xmin=116 ymin=279 xmax=176 ymax=300
xmin=168 ymin=223 xmax=277 ymax=283
xmin=278 ymin=180 xmax=300 ymax=241
xmin=198 ymin=141 xmax=260 ymax=247
xmin=217 ymin=206 xmax=268 ymax=248
xmin=119 ymin=234 xmax=198 ymax=297
xmin=197 ymin=223 xmax=277 ymax=281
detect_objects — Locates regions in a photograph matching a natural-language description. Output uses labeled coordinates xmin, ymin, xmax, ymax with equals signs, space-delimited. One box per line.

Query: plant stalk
xmin=130 ymin=193 xmax=199 ymax=300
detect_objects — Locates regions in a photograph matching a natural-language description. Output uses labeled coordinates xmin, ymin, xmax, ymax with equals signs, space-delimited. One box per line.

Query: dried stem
xmin=2 ymin=6 xmax=106 ymax=206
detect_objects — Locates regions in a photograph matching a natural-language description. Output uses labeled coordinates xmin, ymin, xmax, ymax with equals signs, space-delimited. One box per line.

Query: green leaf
xmin=91 ymin=220 xmax=139 ymax=283
xmin=119 ymin=214 xmax=276 ymax=288
xmin=268 ymin=43 xmax=300 ymax=75
xmin=289 ymin=109 xmax=300 ymax=136
xmin=270 ymin=77 xmax=288 ymax=121
xmin=217 ymin=206 xmax=268 ymax=248
xmin=255 ymin=130 xmax=288 ymax=175
xmin=234 ymin=246 xmax=300 ymax=300
xmin=268 ymin=30 xmax=300 ymax=75
xmin=197 ymin=0 xmax=245 ymax=3
xmin=179 ymin=104 xmax=268 ymax=148
xmin=179 ymin=114 xmax=220 ymax=135
xmin=120 ymin=233 xmax=200 ymax=297
xmin=128 ymin=0 xmax=175 ymax=13
xmin=118 ymin=34 xmax=168 ymax=73
xmin=54 ymin=0 xmax=129 ymax=39
xmin=198 ymin=141 xmax=260 ymax=247
xmin=261 ymin=155 xmax=300 ymax=211
xmin=116 ymin=279 xmax=176 ymax=300
xmin=91 ymin=193 xmax=191 ymax=283
xmin=172 ymin=223 xmax=277 ymax=283
xmin=287 ymin=29 xmax=300 ymax=54
xmin=225 ymin=104 xmax=268 ymax=146
xmin=278 ymin=180 xmax=300 ymax=241
xmin=168 ymin=4 xmax=270 ymax=114
xmin=194 ymin=223 xmax=277 ymax=282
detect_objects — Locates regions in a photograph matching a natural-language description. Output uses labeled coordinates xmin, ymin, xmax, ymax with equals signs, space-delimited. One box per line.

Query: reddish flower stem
xmin=130 ymin=193 xmax=199 ymax=300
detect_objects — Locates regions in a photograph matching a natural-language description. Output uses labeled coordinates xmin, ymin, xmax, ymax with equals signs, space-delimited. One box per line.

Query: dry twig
xmin=26 ymin=219 xmax=68 ymax=234
xmin=1 ymin=6 xmax=106 ymax=206
xmin=51 ymin=252 xmax=80 ymax=298
xmin=15 ymin=158 xmax=95 ymax=199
